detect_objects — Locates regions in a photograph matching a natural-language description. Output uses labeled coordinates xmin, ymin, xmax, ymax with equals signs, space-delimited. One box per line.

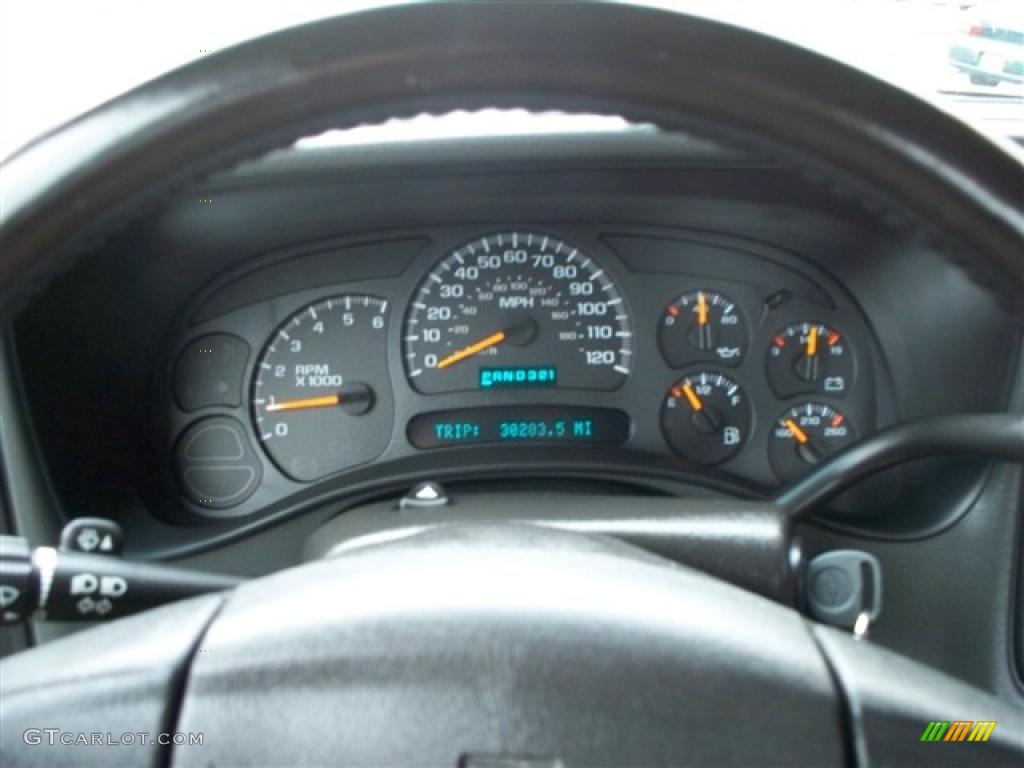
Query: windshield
xmin=1 ymin=0 xmax=1021 ymax=159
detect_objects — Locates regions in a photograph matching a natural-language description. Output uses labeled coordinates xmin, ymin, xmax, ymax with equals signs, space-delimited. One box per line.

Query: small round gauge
xmin=404 ymin=232 xmax=632 ymax=394
xmin=659 ymin=290 xmax=748 ymax=367
xmin=661 ymin=371 xmax=751 ymax=465
xmin=252 ymin=295 xmax=393 ymax=482
xmin=766 ymin=322 xmax=854 ymax=398
xmin=768 ymin=402 xmax=857 ymax=482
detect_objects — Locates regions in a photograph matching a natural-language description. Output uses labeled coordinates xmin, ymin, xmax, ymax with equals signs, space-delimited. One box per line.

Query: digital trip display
xmin=407 ymin=406 xmax=631 ymax=449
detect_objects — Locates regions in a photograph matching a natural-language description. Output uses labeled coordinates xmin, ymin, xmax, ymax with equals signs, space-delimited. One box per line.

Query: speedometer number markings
xmin=404 ymin=232 xmax=632 ymax=394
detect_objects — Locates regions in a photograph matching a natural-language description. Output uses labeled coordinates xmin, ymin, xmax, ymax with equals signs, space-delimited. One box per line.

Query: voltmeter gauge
xmin=661 ymin=371 xmax=751 ymax=465
xmin=769 ymin=403 xmax=857 ymax=482
xmin=659 ymin=291 xmax=748 ymax=367
xmin=766 ymin=322 xmax=854 ymax=398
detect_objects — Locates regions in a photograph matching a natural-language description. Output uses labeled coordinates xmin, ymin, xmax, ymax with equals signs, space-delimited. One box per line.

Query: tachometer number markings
xmin=251 ymin=295 xmax=392 ymax=482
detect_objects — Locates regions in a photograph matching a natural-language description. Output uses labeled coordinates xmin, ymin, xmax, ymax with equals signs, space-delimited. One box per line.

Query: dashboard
xmin=3 ymin=127 xmax=1021 ymax=696
xmin=7 ymin=132 xmax=1018 ymax=554
xmin=160 ymin=224 xmax=880 ymax=519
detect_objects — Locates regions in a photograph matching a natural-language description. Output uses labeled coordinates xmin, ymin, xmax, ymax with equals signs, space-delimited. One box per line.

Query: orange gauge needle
xmin=784 ymin=418 xmax=809 ymax=444
xmin=266 ymin=394 xmax=340 ymax=413
xmin=436 ymin=330 xmax=507 ymax=370
xmin=682 ymin=383 xmax=703 ymax=411
xmin=806 ymin=326 xmax=818 ymax=357
xmin=697 ymin=292 xmax=709 ymax=327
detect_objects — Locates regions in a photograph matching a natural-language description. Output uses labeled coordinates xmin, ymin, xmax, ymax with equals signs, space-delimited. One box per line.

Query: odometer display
xmin=407 ymin=406 xmax=631 ymax=448
xmin=404 ymin=232 xmax=632 ymax=393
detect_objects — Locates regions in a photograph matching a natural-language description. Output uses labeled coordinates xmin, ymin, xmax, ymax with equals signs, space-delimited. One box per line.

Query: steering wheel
xmin=2 ymin=4 xmax=1023 ymax=766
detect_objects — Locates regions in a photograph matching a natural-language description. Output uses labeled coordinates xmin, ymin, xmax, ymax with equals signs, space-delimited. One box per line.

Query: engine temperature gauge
xmin=766 ymin=322 xmax=854 ymax=398
xmin=661 ymin=372 xmax=751 ymax=466
xmin=769 ymin=403 xmax=857 ymax=482
xmin=659 ymin=291 xmax=748 ymax=367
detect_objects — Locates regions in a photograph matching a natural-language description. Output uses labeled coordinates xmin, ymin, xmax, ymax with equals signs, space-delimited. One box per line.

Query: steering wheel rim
xmin=2 ymin=3 xmax=1024 ymax=766
xmin=1 ymin=2 xmax=1022 ymax=318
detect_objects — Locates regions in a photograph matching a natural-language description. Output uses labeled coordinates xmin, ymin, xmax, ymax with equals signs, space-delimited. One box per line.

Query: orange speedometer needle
xmin=436 ymin=330 xmax=507 ymax=370
xmin=784 ymin=419 xmax=809 ymax=444
xmin=266 ymin=394 xmax=340 ymax=413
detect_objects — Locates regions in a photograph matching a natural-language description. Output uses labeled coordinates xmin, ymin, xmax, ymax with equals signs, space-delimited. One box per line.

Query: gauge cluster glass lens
xmin=659 ymin=290 xmax=748 ymax=367
xmin=403 ymin=232 xmax=632 ymax=394
xmin=161 ymin=225 xmax=883 ymax=524
xmin=252 ymin=295 xmax=392 ymax=482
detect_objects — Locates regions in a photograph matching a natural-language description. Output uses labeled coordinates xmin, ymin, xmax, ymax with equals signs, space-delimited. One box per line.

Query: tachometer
xmin=252 ymin=295 xmax=392 ymax=482
xmin=404 ymin=232 xmax=632 ymax=393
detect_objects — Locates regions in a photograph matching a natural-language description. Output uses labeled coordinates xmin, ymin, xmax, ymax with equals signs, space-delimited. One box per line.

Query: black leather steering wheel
xmin=2 ymin=4 xmax=1023 ymax=767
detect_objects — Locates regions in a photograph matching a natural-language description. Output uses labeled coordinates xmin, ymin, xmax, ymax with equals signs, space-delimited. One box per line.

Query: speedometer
xmin=404 ymin=232 xmax=632 ymax=394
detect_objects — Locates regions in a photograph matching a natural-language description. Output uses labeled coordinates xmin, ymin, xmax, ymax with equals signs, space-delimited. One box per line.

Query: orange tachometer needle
xmin=806 ymin=326 xmax=818 ymax=357
xmin=436 ymin=330 xmax=507 ymax=370
xmin=697 ymin=292 xmax=709 ymax=327
xmin=266 ymin=394 xmax=341 ymax=413
xmin=784 ymin=419 xmax=809 ymax=444
xmin=682 ymin=383 xmax=703 ymax=411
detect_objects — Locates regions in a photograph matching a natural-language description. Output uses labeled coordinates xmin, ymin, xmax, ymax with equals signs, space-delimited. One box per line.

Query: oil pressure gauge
xmin=659 ymin=291 xmax=748 ymax=367
xmin=766 ymin=322 xmax=854 ymax=398
xmin=661 ymin=371 xmax=751 ymax=466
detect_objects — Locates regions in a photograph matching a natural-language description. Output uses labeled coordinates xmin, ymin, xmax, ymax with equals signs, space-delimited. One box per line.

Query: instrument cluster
xmin=160 ymin=226 xmax=879 ymax=518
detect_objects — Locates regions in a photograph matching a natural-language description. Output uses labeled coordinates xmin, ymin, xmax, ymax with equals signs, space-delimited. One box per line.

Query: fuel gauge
xmin=661 ymin=372 xmax=751 ymax=465
xmin=659 ymin=291 xmax=748 ymax=367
